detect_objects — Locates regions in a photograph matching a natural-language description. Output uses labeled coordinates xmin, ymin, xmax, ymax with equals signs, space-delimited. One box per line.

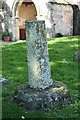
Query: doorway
xmin=20 ymin=29 xmax=26 ymax=40
xmin=18 ymin=1 xmax=37 ymax=40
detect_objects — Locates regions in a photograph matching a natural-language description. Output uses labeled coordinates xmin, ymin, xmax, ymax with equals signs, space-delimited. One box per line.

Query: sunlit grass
xmin=2 ymin=36 xmax=79 ymax=119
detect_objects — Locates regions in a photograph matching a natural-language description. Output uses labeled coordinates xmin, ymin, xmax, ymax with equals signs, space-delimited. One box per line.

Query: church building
xmin=0 ymin=0 xmax=80 ymax=41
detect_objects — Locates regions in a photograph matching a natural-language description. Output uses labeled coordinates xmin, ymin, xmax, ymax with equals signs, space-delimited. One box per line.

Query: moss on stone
xmin=13 ymin=80 xmax=72 ymax=111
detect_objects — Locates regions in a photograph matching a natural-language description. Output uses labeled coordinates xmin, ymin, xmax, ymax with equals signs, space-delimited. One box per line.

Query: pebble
xmin=0 ymin=78 xmax=8 ymax=84
xmin=21 ymin=116 xmax=25 ymax=119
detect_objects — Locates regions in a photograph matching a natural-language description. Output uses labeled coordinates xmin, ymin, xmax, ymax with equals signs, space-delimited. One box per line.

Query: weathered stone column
xmin=25 ymin=21 xmax=53 ymax=90
xmin=13 ymin=20 xmax=72 ymax=111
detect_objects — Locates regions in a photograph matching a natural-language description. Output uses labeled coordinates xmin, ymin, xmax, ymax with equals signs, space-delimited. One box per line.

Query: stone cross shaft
xmin=25 ymin=21 xmax=53 ymax=90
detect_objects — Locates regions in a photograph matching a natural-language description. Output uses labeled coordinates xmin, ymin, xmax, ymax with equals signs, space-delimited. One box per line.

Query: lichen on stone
xmin=25 ymin=21 xmax=53 ymax=90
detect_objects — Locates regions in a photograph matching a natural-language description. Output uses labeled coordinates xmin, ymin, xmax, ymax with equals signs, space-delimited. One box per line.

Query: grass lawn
xmin=2 ymin=36 xmax=80 ymax=119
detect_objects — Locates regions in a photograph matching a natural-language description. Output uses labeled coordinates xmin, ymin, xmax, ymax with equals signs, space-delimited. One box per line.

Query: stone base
xmin=14 ymin=80 xmax=72 ymax=111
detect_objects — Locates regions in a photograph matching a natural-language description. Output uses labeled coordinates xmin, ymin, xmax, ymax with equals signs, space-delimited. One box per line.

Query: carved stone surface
xmin=25 ymin=21 xmax=53 ymax=90
xmin=14 ymin=81 xmax=72 ymax=111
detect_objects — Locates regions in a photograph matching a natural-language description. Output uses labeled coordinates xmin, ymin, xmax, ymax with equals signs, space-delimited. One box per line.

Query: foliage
xmin=2 ymin=25 xmax=10 ymax=41
xmin=2 ymin=36 xmax=79 ymax=119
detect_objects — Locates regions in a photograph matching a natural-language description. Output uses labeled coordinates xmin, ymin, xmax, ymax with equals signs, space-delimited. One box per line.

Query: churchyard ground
xmin=2 ymin=36 xmax=80 ymax=119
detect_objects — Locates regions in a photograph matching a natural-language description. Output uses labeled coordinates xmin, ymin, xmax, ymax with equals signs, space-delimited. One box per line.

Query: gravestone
xmin=73 ymin=48 xmax=80 ymax=62
xmin=14 ymin=21 xmax=72 ymax=111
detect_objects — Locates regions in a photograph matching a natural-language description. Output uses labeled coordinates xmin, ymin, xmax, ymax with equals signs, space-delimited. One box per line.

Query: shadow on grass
xmin=2 ymin=42 xmax=28 ymax=86
xmin=48 ymin=36 xmax=78 ymax=62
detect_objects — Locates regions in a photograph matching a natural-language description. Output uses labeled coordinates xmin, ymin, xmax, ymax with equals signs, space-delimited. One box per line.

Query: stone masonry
xmin=50 ymin=4 xmax=73 ymax=37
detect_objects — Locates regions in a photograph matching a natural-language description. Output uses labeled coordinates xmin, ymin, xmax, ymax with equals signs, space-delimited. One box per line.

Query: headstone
xmin=73 ymin=48 xmax=80 ymax=62
xmin=25 ymin=21 xmax=53 ymax=90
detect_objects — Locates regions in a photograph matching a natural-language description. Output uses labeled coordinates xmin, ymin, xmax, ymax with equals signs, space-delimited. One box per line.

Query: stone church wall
xmin=0 ymin=0 xmax=4 ymax=34
xmin=0 ymin=0 xmax=12 ymax=35
xmin=50 ymin=4 xmax=73 ymax=37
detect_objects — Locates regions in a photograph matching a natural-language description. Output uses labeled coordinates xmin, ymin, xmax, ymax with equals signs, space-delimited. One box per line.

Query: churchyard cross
xmin=14 ymin=20 xmax=72 ymax=111
xmin=25 ymin=21 xmax=53 ymax=90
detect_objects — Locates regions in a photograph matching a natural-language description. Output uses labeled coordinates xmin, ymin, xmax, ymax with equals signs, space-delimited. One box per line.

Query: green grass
xmin=2 ymin=36 xmax=79 ymax=119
